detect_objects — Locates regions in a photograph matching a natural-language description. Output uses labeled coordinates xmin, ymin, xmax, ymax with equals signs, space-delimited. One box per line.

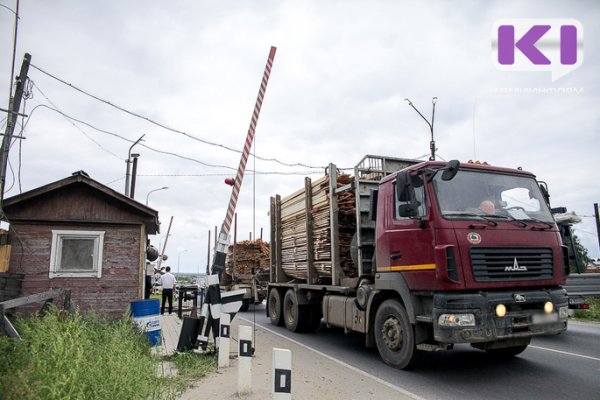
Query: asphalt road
xmin=239 ymin=304 xmax=600 ymax=400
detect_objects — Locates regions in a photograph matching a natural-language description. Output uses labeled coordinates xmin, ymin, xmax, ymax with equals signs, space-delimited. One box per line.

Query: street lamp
xmin=125 ymin=134 xmax=145 ymax=197
xmin=146 ymin=186 xmax=169 ymax=206
xmin=177 ymin=249 xmax=188 ymax=275
xmin=404 ymin=97 xmax=437 ymax=161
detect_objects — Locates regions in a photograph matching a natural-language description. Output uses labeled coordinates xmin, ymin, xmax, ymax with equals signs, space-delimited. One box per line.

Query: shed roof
xmin=3 ymin=171 xmax=160 ymax=233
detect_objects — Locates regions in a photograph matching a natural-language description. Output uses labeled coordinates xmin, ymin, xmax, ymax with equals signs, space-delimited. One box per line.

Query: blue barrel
xmin=130 ymin=299 xmax=162 ymax=346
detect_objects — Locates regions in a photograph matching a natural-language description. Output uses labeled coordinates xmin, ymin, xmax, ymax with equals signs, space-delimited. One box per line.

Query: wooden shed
xmin=1 ymin=171 xmax=159 ymax=316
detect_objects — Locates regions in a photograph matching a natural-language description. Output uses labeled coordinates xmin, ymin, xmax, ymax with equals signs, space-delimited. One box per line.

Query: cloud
xmin=1 ymin=0 xmax=598 ymax=270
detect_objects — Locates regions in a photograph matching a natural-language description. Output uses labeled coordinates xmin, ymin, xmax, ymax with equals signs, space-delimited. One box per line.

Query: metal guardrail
xmin=564 ymin=273 xmax=600 ymax=297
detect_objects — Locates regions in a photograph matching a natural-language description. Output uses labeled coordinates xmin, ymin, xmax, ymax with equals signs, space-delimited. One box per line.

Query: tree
xmin=565 ymin=232 xmax=591 ymax=273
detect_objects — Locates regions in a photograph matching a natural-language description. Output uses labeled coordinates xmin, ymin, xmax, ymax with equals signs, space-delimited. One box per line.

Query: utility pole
xmin=124 ymin=135 xmax=144 ymax=197
xmin=594 ymin=203 xmax=600 ymax=254
xmin=0 ymin=53 xmax=31 ymax=206
xmin=206 ymin=229 xmax=211 ymax=275
xmin=129 ymin=153 xmax=140 ymax=199
xmin=158 ymin=216 xmax=173 ymax=269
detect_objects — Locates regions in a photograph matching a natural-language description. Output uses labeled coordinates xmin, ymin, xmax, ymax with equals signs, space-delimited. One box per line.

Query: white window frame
xmin=49 ymin=230 xmax=105 ymax=278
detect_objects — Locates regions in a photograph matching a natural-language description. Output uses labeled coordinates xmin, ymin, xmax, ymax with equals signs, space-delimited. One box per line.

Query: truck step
xmin=417 ymin=343 xmax=451 ymax=352
xmin=416 ymin=315 xmax=433 ymax=323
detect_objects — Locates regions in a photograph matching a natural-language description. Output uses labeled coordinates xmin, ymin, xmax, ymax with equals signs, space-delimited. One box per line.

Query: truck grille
xmin=470 ymin=248 xmax=554 ymax=282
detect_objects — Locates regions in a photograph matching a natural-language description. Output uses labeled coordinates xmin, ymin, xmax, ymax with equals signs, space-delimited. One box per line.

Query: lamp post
xmin=146 ymin=186 xmax=169 ymax=206
xmin=404 ymin=97 xmax=437 ymax=161
xmin=125 ymin=134 xmax=145 ymax=197
xmin=177 ymin=249 xmax=188 ymax=275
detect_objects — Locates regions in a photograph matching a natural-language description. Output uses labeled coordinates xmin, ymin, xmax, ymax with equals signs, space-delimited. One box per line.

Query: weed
xmin=0 ymin=307 xmax=215 ymax=400
xmin=573 ymin=297 xmax=600 ymax=321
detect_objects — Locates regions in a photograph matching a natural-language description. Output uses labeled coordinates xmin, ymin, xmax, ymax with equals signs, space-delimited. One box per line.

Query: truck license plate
xmin=532 ymin=313 xmax=558 ymax=324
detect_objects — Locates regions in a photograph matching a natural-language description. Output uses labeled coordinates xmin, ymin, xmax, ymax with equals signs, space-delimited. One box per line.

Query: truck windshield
xmin=433 ymin=170 xmax=554 ymax=223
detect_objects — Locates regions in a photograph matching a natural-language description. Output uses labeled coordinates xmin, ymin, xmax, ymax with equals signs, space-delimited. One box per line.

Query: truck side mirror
xmin=409 ymin=172 xmax=423 ymax=188
xmin=441 ymin=160 xmax=460 ymax=181
xmin=398 ymin=203 xmax=419 ymax=218
xmin=395 ymin=171 xmax=410 ymax=201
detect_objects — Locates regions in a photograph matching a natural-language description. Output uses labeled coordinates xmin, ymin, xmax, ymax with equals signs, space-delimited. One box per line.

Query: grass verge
xmin=0 ymin=307 xmax=215 ymax=400
xmin=573 ymin=297 xmax=600 ymax=321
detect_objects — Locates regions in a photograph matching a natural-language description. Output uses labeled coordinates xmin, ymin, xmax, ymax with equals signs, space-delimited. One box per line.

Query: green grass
xmin=573 ymin=297 xmax=600 ymax=321
xmin=0 ymin=307 xmax=216 ymax=400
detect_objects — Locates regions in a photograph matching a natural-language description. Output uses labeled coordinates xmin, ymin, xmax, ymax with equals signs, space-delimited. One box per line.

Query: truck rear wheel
xmin=374 ymin=299 xmax=417 ymax=369
xmin=283 ymin=289 xmax=310 ymax=332
xmin=268 ymin=289 xmax=284 ymax=326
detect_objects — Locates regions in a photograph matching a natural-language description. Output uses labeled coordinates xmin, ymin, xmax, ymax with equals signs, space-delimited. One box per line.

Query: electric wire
xmin=30 ymin=63 xmax=325 ymax=170
xmin=25 ymin=70 xmax=441 ymax=175
xmin=23 ymin=95 xmax=325 ymax=175
xmin=31 ymin=81 xmax=122 ymax=159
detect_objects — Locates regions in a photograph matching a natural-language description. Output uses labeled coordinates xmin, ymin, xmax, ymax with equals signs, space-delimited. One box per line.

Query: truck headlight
xmin=438 ymin=313 xmax=476 ymax=327
xmin=496 ymin=304 xmax=507 ymax=317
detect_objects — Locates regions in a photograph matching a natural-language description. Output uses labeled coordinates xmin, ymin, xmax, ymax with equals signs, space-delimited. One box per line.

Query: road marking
xmin=239 ymin=316 xmax=427 ymax=400
xmin=530 ymin=345 xmax=600 ymax=362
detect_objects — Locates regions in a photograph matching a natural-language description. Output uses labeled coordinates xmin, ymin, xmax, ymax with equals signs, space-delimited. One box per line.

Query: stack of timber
xmin=225 ymin=239 xmax=270 ymax=278
xmin=280 ymin=172 xmax=357 ymax=280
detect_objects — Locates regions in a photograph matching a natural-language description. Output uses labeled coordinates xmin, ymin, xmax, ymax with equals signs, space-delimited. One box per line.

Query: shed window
xmin=49 ymin=230 xmax=105 ymax=278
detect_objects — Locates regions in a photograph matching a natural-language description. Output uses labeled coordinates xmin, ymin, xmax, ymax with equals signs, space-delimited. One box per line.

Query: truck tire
xmin=283 ymin=289 xmax=310 ymax=332
xmin=268 ymin=289 xmax=284 ymax=326
xmin=374 ymin=299 xmax=417 ymax=369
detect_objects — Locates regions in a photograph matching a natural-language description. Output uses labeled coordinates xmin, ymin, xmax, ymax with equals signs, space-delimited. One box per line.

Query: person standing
xmin=160 ymin=266 xmax=177 ymax=315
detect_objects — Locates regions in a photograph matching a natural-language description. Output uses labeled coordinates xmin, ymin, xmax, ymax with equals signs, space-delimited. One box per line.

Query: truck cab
xmin=372 ymin=160 xmax=569 ymax=367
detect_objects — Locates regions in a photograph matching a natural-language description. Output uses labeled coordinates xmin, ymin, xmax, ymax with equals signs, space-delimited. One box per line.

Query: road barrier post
xmin=272 ymin=348 xmax=292 ymax=400
xmin=238 ymin=325 xmax=253 ymax=395
xmin=218 ymin=313 xmax=231 ymax=368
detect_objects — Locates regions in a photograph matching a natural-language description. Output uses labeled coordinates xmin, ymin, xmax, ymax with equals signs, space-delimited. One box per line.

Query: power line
xmin=23 ymin=98 xmax=325 ymax=175
xmin=30 ymin=63 xmax=325 ymax=170
xmin=138 ymin=171 xmax=324 ymax=177
xmin=31 ymin=82 xmax=122 ymax=159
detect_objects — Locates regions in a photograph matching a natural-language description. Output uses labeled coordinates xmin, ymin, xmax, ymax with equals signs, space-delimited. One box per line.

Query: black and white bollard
xmin=238 ymin=325 xmax=253 ymax=395
xmin=197 ymin=274 xmax=221 ymax=351
xmin=217 ymin=313 xmax=231 ymax=368
xmin=272 ymin=348 xmax=292 ymax=400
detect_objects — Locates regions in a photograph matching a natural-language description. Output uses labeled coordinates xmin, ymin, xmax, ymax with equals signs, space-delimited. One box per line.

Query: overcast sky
xmin=1 ymin=0 xmax=598 ymax=273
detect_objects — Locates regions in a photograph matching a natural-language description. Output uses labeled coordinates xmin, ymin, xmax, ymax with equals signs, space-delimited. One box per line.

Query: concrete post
xmin=272 ymin=348 xmax=292 ymax=400
xmin=238 ymin=325 xmax=253 ymax=395
xmin=218 ymin=313 xmax=231 ymax=368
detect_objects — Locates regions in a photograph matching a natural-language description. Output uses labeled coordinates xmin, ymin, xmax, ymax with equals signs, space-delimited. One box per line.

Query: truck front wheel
xmin=268 ymin=289 xmax=284 ymax=326
xmin=374 ymin=299 xmax=417 ymax=369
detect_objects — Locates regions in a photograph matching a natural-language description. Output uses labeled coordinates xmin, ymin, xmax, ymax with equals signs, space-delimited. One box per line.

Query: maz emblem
xmin=505 ymin=258 xmax=527 ymax=272
xmin=514 ymin=294 xmax=527 ymax=303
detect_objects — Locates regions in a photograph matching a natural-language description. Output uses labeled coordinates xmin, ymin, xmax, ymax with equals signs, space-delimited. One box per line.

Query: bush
xmin=573 ymin=297 xmax=600 ymax=321
xmin=0 ymin=308 xmax=215 ymax=400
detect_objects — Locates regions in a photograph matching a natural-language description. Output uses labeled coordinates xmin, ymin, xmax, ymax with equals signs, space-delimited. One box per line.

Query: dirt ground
xmin=180 ymin=317 xmax=421 ymax=400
